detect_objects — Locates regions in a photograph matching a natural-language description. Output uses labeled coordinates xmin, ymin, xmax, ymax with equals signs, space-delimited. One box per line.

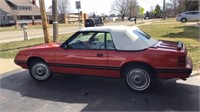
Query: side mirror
xmin=61 ymin=43 xmax=68 ymax=49
xmin=62 ymin=44 xmax=73 ymax=49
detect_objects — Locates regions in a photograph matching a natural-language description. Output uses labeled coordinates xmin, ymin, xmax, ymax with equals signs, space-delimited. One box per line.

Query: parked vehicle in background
xmin=144 ymin=17 xmax=149 ymax=20
xmin=14 ymin=26 xmax=193 ymax=92
xmin=129 ymin=17 xmax=136 ymax=22
xmin=176 ymin=11 xmax=200 ymax=23
xmin=85 ymin=18 xmax=104 ymax=27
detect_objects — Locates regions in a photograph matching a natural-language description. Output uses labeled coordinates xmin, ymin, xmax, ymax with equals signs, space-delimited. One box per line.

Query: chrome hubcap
xmin=31 ymin=63 xmax=50 ymax=80
xmin=127 ymin=68 xmax=150 ymax=91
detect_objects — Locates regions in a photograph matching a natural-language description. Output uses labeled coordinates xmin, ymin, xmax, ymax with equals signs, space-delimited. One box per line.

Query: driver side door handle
xmin=97 ymin=53 xmax=103 ymax=57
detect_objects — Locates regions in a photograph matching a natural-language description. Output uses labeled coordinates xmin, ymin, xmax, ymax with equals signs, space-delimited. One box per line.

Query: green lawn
xmin=0 ymin=19 xmax=199 ymax=70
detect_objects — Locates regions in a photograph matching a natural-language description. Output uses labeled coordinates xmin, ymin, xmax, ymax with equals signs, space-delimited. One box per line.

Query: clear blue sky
xmin=36 ymin=0 xmax=165 ymax=15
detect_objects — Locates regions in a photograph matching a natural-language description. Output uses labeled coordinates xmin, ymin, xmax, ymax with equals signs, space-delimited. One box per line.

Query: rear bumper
xmin=156 ymin=57 xmax=193 ymax=79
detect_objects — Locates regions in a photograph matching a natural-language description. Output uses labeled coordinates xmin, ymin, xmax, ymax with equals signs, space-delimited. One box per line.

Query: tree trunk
xmin=14 ymin=18 xmax=18 ymax=29
xmin=121 ymin=14 xmax=125 ymax=21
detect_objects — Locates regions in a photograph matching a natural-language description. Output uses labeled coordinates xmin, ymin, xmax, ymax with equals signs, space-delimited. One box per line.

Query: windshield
xmin=85 ymin=19 xmax=93 ymax=23
xmin=133 ymin=29 xmax=158 ymax=46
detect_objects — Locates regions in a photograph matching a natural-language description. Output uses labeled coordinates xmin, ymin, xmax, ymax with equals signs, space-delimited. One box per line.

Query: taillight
xmin=178 ymin=56 xmax=186 ymax=66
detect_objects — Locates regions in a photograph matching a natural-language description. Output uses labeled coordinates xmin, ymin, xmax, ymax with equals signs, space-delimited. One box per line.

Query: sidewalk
xmin=185 ymin=22 xmax=200 ymax=27
xmin=0 ymin=58 xmax=21 ymax=74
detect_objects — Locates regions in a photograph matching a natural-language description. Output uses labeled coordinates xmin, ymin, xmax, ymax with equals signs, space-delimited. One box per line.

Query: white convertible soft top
xmin=79 ymin=26 xmax=157 ymax=51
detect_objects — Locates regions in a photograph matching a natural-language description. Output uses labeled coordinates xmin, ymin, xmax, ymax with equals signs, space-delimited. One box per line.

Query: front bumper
xmin=14 ymin=60 xmax=28 ymax=69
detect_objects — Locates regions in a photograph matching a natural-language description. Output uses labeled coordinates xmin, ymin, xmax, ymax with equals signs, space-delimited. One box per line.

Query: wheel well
xmin=181 ymin=18 xmax=187 ymax=21
xmin=27 ymin=57 xmax=45 ymax=67
xmin=120 ymin=62 xmax=157 ymax=78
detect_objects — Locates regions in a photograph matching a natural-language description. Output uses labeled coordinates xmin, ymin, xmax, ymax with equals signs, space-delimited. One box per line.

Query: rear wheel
xmin=181 ymin=18 xmax=187 ymax=23
xmin=29 ymin=60 xmax=53 ymax=81
xmin=124 ymin=65 xmax=155 ymax=92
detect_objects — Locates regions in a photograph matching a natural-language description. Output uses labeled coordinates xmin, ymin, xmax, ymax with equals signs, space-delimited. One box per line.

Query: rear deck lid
xmin=153 ymin=40 xmax=185 ymax=52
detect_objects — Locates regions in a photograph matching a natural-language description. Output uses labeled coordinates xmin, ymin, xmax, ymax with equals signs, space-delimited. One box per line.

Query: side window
xmin=185 ymin=12 xmax=193 ymax=15
xmin=106 ymin=33 xmax=115 ymax=50
xmin=68 ymin=32 xmax=95 ymax=49
xmin=67 ymin=32 xmax=105 ymax=50
xmin=193 ymin=12 xmax=199 ymax=15
xmin=90 ymin=33 xmax=105 ymax=49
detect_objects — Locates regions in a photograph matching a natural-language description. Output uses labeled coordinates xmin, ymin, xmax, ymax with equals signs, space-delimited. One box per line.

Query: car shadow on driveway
xmin=1 ymin=70 xmax=199 ymax=111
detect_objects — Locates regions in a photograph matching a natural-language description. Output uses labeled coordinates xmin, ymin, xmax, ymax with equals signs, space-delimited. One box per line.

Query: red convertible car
xmin=14 ymin=26 xmax=193 ymax=92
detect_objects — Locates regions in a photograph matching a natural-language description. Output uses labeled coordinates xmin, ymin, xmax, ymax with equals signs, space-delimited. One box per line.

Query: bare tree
xmin=169 ymin=0 xmax=179 ymax=17
xmin=57 ymin=0 xmax=70 ymax=23
xmin=167 ymin=0 xmax=187 ymax=17
xmin=165 ymin=2 xmax=173 ymax=17
xmin=111 ymin=0 xmax=139 ymax=21
xmin=177 ymin=0 xmax=185 ymax=13
xmin=185 ymin=0 xmax=199 ymax=11
xmin=166 ymin=0 xmax=198 ymax=17
xmin=111 ymin=0 xmax=130 ymax=21
xmin=127 ymin=0 xmax=139 ymax=18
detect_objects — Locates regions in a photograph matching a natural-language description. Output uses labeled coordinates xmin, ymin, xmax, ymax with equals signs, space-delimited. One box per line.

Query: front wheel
xmin=124 ymin=65 xmax=155 ymax=92
xmin=181 ymin=18 xmax=187 ymax=23
xmin=29 ymin=60 xmax=53 ymax=81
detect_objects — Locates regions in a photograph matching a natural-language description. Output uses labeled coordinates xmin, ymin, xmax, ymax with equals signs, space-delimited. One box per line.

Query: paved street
xmin=0 ymin=69 xmax=199 ymax=112
xmin=0 ymin=26 xmax=79 ymax=43
xmin=0 ymin=19 xmax=157 ymax=43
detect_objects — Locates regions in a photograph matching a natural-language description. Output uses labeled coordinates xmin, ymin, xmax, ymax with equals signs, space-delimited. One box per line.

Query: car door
xmin=185 ymin=12 xmax=194 ymax=21
xmin=105 ymin=32 xmax=122 ymax=78
xmin=55 ymin=32 xmax=109 ymax=77
xmin=193 ymin=12 xmax=200 ymax=21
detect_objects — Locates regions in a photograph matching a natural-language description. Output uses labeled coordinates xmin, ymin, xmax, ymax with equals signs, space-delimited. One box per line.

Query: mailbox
xmin=21 ymin=23 xmax=28 ymax=29
xmin=21 ymin=23 xmax=28 ymax=40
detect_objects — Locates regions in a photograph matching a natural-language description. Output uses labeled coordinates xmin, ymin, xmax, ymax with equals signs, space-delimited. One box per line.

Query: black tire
xmin=181 ymin=18 xmax=187 ymax=23
xmin=123 ymin=65 xmax=155 ymax=92
xmin=29 ymin=60 xmax=53 ymax=81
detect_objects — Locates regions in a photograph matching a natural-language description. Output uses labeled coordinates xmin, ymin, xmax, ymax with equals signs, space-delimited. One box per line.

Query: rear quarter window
xmin=133 ymin=30 xmax=151 ymax=41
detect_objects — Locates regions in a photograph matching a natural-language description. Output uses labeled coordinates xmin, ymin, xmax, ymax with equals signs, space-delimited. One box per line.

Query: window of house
xmin=2 ymin=16 xmax=6 ymax=21
xmin=28 ymin=7 xmax=32 ymax=10
xmin=34 ymin=16 xmax=41 ymax=19
xmin=19 ymin=6 xmax=31 ymax=10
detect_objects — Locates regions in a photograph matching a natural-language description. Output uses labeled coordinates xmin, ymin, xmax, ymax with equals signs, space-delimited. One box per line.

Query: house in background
xmin=48 ymin=6 xmax=88 ymax=24
xmin=0 ymin=0 xmax=41 ymax=26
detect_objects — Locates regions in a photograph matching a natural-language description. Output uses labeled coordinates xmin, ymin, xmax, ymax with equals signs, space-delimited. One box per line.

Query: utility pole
xmin=78 ymin=8 xmax=80 ymax=29
xmin=39 ymin=0 xmax=50 ymax=43
xmin=52 ymin=0 xmax=58 ymax=42
xmin=163 ymin=0 xmax=166 ymax=20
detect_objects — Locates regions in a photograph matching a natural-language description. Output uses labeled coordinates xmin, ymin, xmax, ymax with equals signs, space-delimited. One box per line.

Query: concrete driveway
xmin=0 ymin=70 xmax=199 ymax=112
